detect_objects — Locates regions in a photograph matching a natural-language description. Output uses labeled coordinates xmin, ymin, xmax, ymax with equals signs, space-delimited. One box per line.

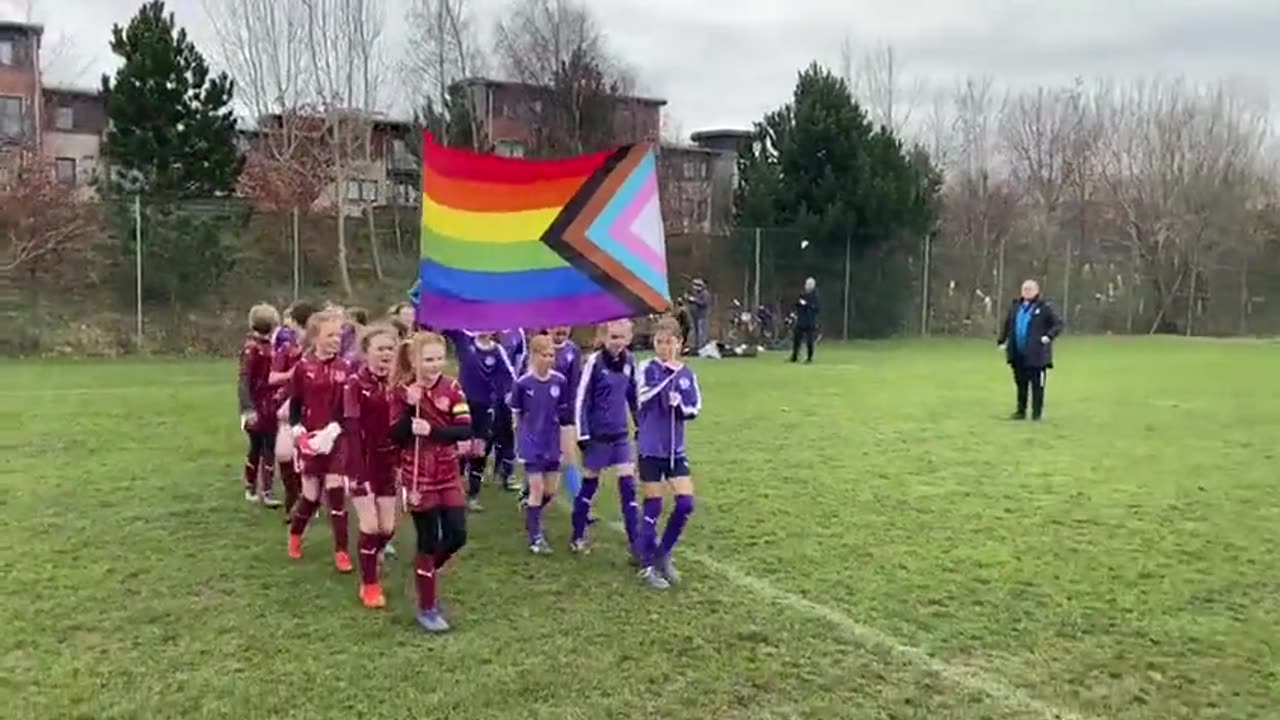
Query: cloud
xmin=9 ymin=0 xmax=1279 ymax=137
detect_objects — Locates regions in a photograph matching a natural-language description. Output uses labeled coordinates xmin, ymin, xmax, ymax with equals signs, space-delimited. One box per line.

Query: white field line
xmin=591 ymin=512 xmax=1095 ymax=720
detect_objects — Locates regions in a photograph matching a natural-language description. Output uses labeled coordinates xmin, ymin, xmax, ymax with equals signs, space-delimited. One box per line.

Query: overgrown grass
xmin=3 ymin=338 xmax=1277 ymax=719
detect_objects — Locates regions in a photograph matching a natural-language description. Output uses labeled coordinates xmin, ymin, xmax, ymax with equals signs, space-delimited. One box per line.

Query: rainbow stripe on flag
xmin=417 ymin=132 xmax=670 ymax=330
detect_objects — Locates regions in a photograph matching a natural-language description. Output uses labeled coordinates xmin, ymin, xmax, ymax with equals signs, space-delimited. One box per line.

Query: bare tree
xmin=853 ymin=42 xmax=924 ymax=136
xmin=403 ymin=0 xmax=484 ymax=131
xmin=493 ymin=0 xmax=637 ymax=155
xmin=0 ymin=147 xmax=97 ymax=275
xmin=299 ymin=0 xmax=390 ymax=296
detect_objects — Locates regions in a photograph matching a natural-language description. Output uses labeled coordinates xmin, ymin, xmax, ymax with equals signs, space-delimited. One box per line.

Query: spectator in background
xmin=996 ymin=279 xmax=1064 ymax=421
xmin=686 ymin=278 xmax=710 ymax=351
xmin=790 ymin=277 xmax=820 ymax=364
xmin=674 ymin=299 xmax=692 ymax=351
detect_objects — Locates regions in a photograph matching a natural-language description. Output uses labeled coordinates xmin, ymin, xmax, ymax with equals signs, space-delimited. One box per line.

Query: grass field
xmin=2 ymin=338 xmax=1278 ymax=720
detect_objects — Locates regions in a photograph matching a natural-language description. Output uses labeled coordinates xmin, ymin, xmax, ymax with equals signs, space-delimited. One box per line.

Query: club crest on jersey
xmin=435 ymin=396 xmax=451 ymax=411
xmin=334 ymin=371 xmax=346 ymax=382
xmin=550 ymin=385 xmax=561 ymax=398
xmin=678 ymin=377 xmax=690 ymax=390
xmin=483 ymin=356 xmax=495 ymax=367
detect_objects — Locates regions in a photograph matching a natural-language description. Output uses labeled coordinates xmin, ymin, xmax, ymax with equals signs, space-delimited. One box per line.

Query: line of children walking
xmin=238 ymin=306 xmax=702 ymax=633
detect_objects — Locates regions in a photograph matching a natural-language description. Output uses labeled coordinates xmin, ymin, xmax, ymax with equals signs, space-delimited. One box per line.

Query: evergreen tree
xmin=100 ymin=0 xmax=242 ymax=196
xmin=100 ymin=1 xmax=245 ymax=312
xmin=735 ymin=62 xmax=940 ymax=336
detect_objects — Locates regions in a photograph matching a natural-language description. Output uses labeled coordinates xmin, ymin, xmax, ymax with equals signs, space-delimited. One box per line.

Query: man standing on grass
xmin=686 ymin=279 xmax=710 ymax=352
xmin=997 ymin=279 xmax=1063 ymax=421
xmin=790 ymin=277 xmax=820 ymax=364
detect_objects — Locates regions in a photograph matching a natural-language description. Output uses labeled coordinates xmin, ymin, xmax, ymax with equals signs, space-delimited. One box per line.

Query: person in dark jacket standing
xmin=996 ymin=279 xmax=1064 ymax=420
xmin=790 ymin=277 xmax=820 ymax=363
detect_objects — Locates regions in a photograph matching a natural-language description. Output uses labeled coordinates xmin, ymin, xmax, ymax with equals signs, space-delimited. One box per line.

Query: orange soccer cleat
xmin=334 ymin=550 xmax=353 ymax=573
xmin=288 ymin=534 xmax=304 ymax=560
xmin=359 ymin=583 xmax=386 ymax=609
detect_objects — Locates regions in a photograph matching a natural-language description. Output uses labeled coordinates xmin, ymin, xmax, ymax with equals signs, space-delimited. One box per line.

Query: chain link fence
xmin=7 ymin=196 xmax=420 ymax=356
xmin=670 ymin=226 xmax=1280 ymax=343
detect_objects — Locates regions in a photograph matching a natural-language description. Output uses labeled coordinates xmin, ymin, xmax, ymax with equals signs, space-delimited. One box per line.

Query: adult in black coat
xmin=996 ymin=279 xmax=1064 ymax=420
xmin=790 ymin=277 xmax=820 ymax=363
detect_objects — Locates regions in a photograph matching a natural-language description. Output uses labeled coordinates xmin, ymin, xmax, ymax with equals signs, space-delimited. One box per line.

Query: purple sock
xmin=618 ymin=475 xmax=639 ymax=551
xmin=640 ymin=496 xmax=663 ymax=567
xmin=525 ymin=503 xmax=543 ymax=544
xmin=657 ymin=494 xmax=694 ymax=560
xmin=572 ymin=478 xmax=600 ymax=541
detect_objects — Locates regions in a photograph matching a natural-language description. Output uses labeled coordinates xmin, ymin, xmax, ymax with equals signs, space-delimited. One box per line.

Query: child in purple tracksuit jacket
xmin=444 ymin=329 xmax=519 ymax=511
xmin=634 ymin=317 xmax=701 ymax=590
xmin=509 ymin=335 xmax=572 ymax=554
xmin=492 ymin=328 xmax=527 ymax=488
xmin=571 ymin=319 xmax=640 ymax=558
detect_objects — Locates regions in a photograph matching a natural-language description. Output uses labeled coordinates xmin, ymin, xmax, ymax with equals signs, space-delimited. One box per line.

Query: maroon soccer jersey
xmin=394 ymin=375 xmax=471 ymax=505
xmin=342 ymin=366 xmax=397 ymax=496
xmin=239 ymin=332 xmax=275 ymax=431
xmin=270 ymin=341 xmax=304 ymax=413
xmin=291 ymin=353 xmax=352 ymax=431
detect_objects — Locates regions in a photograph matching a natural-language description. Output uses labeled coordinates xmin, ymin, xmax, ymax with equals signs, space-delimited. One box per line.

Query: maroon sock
xmin=279 ymin=464 xmax=300 ymax=512
xmin=327 ymin=487 xmax=349 ymax=553
xmin=357 ymin=533 xmax=379 ymax=585
xmin=290 ymin=497 xmax=318 ymax=536
xmin=377 ymin=531 xmax=393 ymax=554
xmin=414 ymin=553 xmax=437 ymax=611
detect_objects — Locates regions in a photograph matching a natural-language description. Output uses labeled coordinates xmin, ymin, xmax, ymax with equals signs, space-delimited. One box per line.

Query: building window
xmin=346 ymin=178 xmax=379 ymax=203
xmin=0 ymin=41 xmax=13 ymax=66
xmin=394 ymin=182 xmax=419 ymax=206
xmin=0 ymin=96 xmax=24 ymax=137
xmin=494 ymin=140 xmax=525 ymax=158
xmin=54 ymin=157 xmax=76 ymax=186
xmin=55 ymin=106 xmax=74 ymax=131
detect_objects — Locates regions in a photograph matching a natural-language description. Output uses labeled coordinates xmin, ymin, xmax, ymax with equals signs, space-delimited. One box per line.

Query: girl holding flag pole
xmin=390 ymin=332 xmax=473 ymax=633
xmin=634 ymin=317 xmax=702 ymax=590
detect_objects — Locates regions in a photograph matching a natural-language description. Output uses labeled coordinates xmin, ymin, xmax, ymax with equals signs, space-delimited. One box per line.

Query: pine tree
xmin=100 ymin=1 xmax=246 ymax=312
xmin=100 ymin=0 xmax=241 ymax=196
xmin=735 ymin=62 xmax=940 ymax=336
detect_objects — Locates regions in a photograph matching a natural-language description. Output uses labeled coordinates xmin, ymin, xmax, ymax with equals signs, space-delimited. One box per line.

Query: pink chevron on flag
xmin=608 ymin=173 xmax=665 ymax=272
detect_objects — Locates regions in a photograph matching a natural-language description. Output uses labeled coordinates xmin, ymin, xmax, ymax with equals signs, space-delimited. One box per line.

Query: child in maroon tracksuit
xmin=341 ymin=324 xmax=402 ymax=610
xmin=237 ymin=304 xmax=281 ymax=507
xmin=390 ymin=332 xmax=473 ymax=633
xmin=286 ymin=309 xmax=354 ymax=574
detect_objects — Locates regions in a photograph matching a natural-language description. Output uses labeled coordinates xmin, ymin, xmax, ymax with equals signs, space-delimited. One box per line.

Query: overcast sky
xmin=6 ymin=0 xmax=1279 ymax=138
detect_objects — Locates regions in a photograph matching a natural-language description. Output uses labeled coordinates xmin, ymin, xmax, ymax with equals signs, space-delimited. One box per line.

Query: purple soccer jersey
xmin=574 ymin=349 xmax=638 ymax=442
xmin=636 ymin=359 xmax=702 ymax=460
xmin=509 ymin=370 xmax=571 ymax=470
xmin=446 ymin=330 xmax=518 ymax=407
xmin=553 ymin=340 xmax=582 ymax=398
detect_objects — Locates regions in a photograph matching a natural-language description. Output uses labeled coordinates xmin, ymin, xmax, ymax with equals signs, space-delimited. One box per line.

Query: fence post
xmin=134 ymin=194 xmax=143 ymax=352
xmin=920 ymin=232 xmax=931 ymax=336
xmin=842 ymin=231 xmax=851 ymax=340
xmin=752 ymin=227 xmax=761 ymax=310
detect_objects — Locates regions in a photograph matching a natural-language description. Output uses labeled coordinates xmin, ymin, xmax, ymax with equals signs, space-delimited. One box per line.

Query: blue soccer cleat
xmin=638 ymin=566 xmax=670 ymax=590
xmin=416 ymin=607 xmax=451 ymax=633
xmin=656 ymin=555 xmax=681 ymax=585
xmin=529 ymin=536 xmax=553 ymax=555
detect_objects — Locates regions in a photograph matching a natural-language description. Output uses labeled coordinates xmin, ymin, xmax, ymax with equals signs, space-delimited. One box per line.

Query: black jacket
xmin=997 ymin=296 xmax=1063 ymax=369
xmin=795 ymin=290 xmax=820 ymax=329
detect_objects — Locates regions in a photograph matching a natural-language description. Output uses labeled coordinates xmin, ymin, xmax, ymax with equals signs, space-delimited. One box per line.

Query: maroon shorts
xmin=407 ymin=485 xmax=465 ymax=512
xmin=298 ymin=444 xmax=346 ymax=478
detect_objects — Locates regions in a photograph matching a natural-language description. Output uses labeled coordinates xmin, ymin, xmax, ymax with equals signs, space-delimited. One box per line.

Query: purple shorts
xmin=581 ymin=437 xmax=633 ymax=473
xmin=522 ymin=456 xmax=561 ymax=474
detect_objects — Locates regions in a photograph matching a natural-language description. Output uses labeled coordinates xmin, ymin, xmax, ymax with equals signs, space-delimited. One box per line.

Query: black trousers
xmin=411 ymin=507 xmax=468 ymax=557
xmin=1012 ymin=361 xmax=1047 ymax=418
xmin=790 ymin=325 xmax=816 ymax=362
